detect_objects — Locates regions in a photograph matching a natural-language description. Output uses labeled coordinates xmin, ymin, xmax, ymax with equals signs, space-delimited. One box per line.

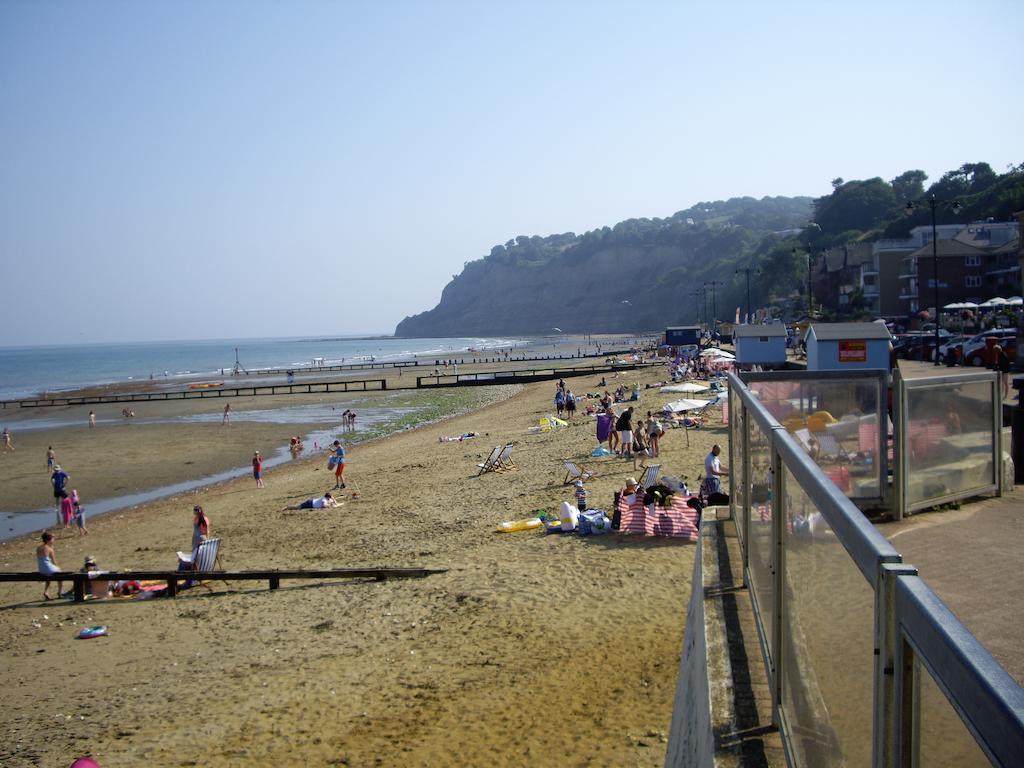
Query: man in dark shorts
xmin=282 ymin=492 xmax=338 ymax=511
xmin=51 ymin=464 xmax=70 ymax=524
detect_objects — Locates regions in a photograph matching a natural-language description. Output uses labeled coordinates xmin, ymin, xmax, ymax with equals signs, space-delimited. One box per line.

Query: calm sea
xmin=0 ymin=335 xmax=528 ymax=401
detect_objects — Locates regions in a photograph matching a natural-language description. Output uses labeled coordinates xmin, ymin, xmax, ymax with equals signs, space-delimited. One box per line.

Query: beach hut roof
xmin=807 ymin=322 xmax=892 ymax=341
xmin=734 ymin=324 xmax=787 ymax=338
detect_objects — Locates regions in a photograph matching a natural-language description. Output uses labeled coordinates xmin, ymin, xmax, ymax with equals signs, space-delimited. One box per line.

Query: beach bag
xmin=579 ymin=510 xmax=611 ymax=535
xmin=328 ymin=456 xmax=338 ymax=469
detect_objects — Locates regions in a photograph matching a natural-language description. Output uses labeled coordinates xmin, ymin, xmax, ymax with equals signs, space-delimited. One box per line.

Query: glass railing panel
xmin=780 ymin=465 xmax=875 ymax=767
xmin=915 ymin=658 xmax=992 ymax=767
xmin=746 ymin=415 xmax=774 ymax=664
xmin=904 ymin=379 xmax=996 ymax=511
xmin=750 ymin=377 xmax=884 ymax=501
xmin=732 ymin=399 xmax=746 ymax=547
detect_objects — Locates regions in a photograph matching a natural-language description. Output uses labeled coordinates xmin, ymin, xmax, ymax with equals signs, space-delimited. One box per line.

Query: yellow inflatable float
xmin=496 ymin=517 xmax=543 ymax=533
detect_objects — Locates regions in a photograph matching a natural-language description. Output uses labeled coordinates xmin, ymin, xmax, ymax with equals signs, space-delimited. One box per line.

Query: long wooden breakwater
xmin=1 ymin=378 xmax=388 ymax=409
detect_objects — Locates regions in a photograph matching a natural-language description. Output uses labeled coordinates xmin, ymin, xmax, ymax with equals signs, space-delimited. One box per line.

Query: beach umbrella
xmin=661 ymin=382 xmax=709 ymax=394
xmin=663 ymin=398 xmax=713 ymax=412
xmin=1005 ymin=296 xmax=1023 ymax=306
xmin=978 ymin=297 xmax=1007 ymax=308
xmin=944 ymin=302 xmax=967 ymax=311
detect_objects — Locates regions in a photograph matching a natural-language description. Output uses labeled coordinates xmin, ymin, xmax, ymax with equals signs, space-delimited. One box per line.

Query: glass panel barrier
xmin=904 ymin=378 xmax=996 ymax=512
xmin=746 ymin=414 xmax=775 ymax=666
xmin=746 ymin=376 xmax=884 ymax=501
xmin=915 ymin=658 xmax=993 ymax=767
xmin=732 ymin=399 xmax=747 ymax=548
xmin=780 ymin=465 xmax=875 ymax=767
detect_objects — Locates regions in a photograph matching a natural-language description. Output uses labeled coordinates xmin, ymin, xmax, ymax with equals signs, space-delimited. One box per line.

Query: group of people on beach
xmin=553 ymin=380 xmax=577 ymax=419
xmin=49 ymin=451 xmax=88 ymax=534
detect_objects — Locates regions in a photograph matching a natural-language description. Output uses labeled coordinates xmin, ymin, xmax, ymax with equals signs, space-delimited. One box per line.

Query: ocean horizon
xmin=0 ymin=334 xmax=533 ymax=401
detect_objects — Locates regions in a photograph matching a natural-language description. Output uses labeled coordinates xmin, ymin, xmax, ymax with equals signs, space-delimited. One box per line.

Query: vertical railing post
xmin=741 ymin=403 xmax=751 ymax=579
xmin=874 ymin=563 xmax=917 ymax=768
xmin=770 ymin=433 xmax=786 ymax=718
xmin=993 ymin=372 xmax=1003 ymax=496
xmin=893 ymin=631 xmax=920 ymax=768
xmin=892 ymin=368 xmax=905 ymax=521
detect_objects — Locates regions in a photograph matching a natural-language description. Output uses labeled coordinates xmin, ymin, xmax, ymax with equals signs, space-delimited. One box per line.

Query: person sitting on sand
xmin=36 ymin=532 xmax=63 ymax=600
xmin=282 ymin=492 xmax=339 ymax=510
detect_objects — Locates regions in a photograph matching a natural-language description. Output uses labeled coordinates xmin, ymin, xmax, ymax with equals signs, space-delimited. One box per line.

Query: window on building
xmin=965 ymin=275 xmax=982 ymax=288
xmin=964 ymin=254 xmax=981 ymax=267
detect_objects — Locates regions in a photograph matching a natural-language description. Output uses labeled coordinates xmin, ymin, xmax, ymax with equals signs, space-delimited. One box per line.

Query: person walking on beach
xmin=1 ymin=426 xmax=12 ymax=452
xmin=328 ymin=440 xmax=346 ymax=489
xmin=252 ymin=451 xmax=265 ymax=488
xmin=60 ymin=492 xmax=74 ymax=529
xmin=615 ymin=407 xmax=635 ymax=458
xmin=88 ymin=411 xmax=96 ymax=428
xmin=46 ymin=446 xmax=56 ymax=473
xmin=72 ymin=492 xmax=89 ymax=535
xmin=222 ymin=403 xmax=231 ymax=424
xmin=281 ymin=492 xmax=338 ymax=510
xmin=191 ymin=505 xmax=210 ymax=551
xmin=51 ymin=464 xmax=70 ymax=523
xmin=564 ymin=388 xmax=577 ymax=419
xmin=36 ymin=532 xmax=63 ymax=600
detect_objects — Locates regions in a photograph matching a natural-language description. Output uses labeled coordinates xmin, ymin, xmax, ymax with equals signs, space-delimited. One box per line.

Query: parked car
xmin=932 ymin=335 xmax=969 ymax=363
xmin=961 ymin=330 xmax=1017 ymax=367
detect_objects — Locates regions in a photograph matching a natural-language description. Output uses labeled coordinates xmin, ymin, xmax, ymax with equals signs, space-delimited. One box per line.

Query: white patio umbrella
xmin=1005 ymin=296 xmax=1023 ymax=306
xmin=978 ymin=297 xmax=1008 ymax=308
xmin=661 ymin=382 xmax=709 ymax=394
xmin=699 ymin=348 xmax=735 ymax=359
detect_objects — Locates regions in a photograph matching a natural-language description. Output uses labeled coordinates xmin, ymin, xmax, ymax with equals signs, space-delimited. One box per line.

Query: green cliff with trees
xmin=394 ymin=162 xmax=1023 ymax=336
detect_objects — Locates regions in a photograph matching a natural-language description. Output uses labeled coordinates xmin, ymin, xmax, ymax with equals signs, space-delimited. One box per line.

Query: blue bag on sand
xmin=591 ymin=445 xmax=612 ymax=457
xmin=579 ymin=510 xmax=611 ymax=535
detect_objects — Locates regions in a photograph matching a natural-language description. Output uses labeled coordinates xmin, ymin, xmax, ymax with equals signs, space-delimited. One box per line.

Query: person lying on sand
xmin=282 ymin=492 xmax=339 ymax=511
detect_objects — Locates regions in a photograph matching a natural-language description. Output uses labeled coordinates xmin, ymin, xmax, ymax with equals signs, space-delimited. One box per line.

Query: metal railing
xmin=727 ymin=371 xmax=1024 ymax=767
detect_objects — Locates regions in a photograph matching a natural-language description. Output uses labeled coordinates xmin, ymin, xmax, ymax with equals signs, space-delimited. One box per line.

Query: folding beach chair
xmin=496 ymin=442 xmax=516 ymax=471
xmin=175 ymin=537 xmax=223 ymax=591
xmin=476 ymin=445 xmax=503 ymax=475
xmin=637 ymin=463 xmax=662 ymax=491
xmin=562 ymin=459 xmax=595 ymax=484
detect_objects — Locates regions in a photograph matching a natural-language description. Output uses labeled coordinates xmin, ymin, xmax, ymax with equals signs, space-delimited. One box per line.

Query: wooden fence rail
xmin=0 ymin=566 xmax=446 ymax=601
xmin=416 ymin=362 xmax=643 ymax=388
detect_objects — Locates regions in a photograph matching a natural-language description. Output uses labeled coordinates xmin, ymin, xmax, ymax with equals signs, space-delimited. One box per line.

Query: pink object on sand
xmin=69 ymin=758 xmax=101 ymax=768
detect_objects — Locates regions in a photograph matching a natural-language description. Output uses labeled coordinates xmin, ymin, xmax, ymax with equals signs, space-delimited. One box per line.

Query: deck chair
xmin=175 ymin=537 xmax=223 ymax=591
xmin=562 ymin=459 xmax=595 ymax=484
xmin=476 ymin=445 xmax=503 ymax=475
xmin=637 ymin=463 xmax=662 ymax=491
xmin=496 ymin=442 xmax=516 ymax=471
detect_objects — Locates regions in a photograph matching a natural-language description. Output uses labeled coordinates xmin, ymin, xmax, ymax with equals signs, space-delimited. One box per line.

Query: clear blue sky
xmin=2 ymin=0 xmax=1021 ymax=345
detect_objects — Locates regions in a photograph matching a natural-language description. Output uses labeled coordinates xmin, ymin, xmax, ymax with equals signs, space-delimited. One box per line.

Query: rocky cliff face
xmin=395 ymin=196 xmax=813 ymax=337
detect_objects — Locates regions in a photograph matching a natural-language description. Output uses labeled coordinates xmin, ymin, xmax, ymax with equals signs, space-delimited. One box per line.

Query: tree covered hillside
xmin=395 ymin=162 xmax=1023 ymax=336
xmin=394 ymin=196 xmax=813 ymax=336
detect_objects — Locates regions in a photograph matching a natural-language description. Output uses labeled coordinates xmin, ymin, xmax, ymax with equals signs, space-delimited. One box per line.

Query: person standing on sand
xmin=191 ymin=505 xmax=210 ymax=551
xmin=88 ymin=411 xmax=96 ymax=428
xmin=46 ymin=446 xmax=55 ymax=472
xmin=703 ymin=444 xmax=729 ymax=494
xmin=1 ymin=426 xmax=12 ymax=452
xmin=37 ymin=532 xmax=63 ymax=600
xmin=51 ymin=464 xmax=70 ymax=523
xmin=328 ymin=440 xmax=346 ymax=488
xmin=252 ymin=451 xmax=265 ymax=488
xmin=222 ymin=403 xmax=231 ymax=424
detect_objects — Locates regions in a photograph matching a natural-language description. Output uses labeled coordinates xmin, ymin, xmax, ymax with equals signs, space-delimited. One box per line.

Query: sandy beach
xmin=0 ymin=355 xmax=723 ymax=767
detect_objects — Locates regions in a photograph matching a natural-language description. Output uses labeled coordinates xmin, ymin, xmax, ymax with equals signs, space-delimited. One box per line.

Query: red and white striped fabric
xmin=721 ymin=399 xmax=729 ymax=425
xmin=858 ymin=422 xmax=894 ymax=462
xmin=615 ymin=493 xmax=700 ymax=541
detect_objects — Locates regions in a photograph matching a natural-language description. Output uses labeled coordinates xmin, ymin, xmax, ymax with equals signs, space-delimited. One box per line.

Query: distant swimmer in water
xmin=289 ymin=436 xmax=304 ymax=453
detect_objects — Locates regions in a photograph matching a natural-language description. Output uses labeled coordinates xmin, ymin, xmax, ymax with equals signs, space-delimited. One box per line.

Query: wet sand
xmin=0 ymin=357 xmax=722 ymax=767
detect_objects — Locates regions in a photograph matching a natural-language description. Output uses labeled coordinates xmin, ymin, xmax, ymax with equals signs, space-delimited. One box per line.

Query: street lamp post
xmin=690 ymin=290 xmax=703 ymax=327
xmin=792 ymin=247 xmax=815 ymax=317
xmin=735 ymin=266 xmax=760 ymax=324
xmin=705 ymin=280 xmax=724 ymax=334
xmin=906 ymin=195 xmax=962 ymax=365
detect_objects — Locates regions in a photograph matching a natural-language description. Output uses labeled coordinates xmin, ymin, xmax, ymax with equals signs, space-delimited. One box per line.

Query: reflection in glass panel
xmin=916 ymin=658 xmax=992 ymax=767
xmin=750 ymin=377 xmax=883 ymax=500
xmin=733 ymin=400 xmax=746 ymax=547
xmin=905 ymin=379 xmax=996 ymax=511
xmin=780 ymin=466 xmax=875 ymax=767
xmin=746 ymin=416 xmax=774 ymax=663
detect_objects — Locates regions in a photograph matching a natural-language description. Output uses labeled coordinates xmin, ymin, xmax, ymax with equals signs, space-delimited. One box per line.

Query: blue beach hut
xmin=734 ymin=324 xmax=787 ymax=367
xmin=804 ymin=322 xmax=892 ymax=371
